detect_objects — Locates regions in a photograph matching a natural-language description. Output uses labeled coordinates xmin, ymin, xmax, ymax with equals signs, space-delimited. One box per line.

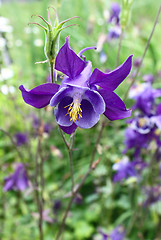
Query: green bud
xmin=120 ymin=0 xmax=134 ymax=30
xmin=29 ymin=7 xmax=79 ymax=63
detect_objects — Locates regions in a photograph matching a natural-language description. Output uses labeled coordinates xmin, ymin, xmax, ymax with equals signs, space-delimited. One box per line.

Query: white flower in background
xmin=34 ymin=39 xmax=43 ymax=47
xmin=24 ymin=26 xmax=39 ymax=34
xmin=24 ymin=27 xmax=32 ymax=34
xmin=0 ymin=37 xmax=6 ymax=50
xmin=1 ymin=85 xmax=15 ymax=95
xmin=0 ymin=16 xmax=13 ymax=33
xmin=32 ymin=27 xmax=39 ymax=34
xmin=15 ymin=39 xmax=23 ymax=47
xmin=0 ymin=68 xmax=14 ymax=81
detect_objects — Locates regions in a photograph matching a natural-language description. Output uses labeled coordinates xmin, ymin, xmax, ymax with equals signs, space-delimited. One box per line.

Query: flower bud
xmin=120 ymin=0 xmax=133 ymax=30
xmin=29 ymin=8 xmax=78 ymax=63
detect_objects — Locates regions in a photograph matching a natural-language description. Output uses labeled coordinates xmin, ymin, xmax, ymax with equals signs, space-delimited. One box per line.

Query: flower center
xmin=64 ymin=99 xmax=82 ymax=123
xmin=138 ymin=118 xmax=147 ymax=128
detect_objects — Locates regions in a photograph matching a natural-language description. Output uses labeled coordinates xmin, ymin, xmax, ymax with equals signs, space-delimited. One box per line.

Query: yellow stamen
xmin=64 ymin=99 xmax=82 ymax=123
xmin=138 ymin=118 xmax=147 ymax=128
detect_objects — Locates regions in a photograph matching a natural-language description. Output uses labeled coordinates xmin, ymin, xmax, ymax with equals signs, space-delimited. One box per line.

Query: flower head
xmin=109 ymin=2 xmax=121 ymax=25
xmin=14 ymin=132 xmax=28 ymax=146
xmin=19 ymin=37 xmax=132 ymax=134
xmin=113 ymin=156 xmax=136 ymax=182
xmin=4 ymin=163 xmax=29 ymax=192
xmin=99 ymin=225 xmax=125 ymax=240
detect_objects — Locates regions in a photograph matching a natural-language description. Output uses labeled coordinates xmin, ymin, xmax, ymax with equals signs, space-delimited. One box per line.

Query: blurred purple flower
xmin=53 ymin=199 xmax=61 ymax=214
xmin=99 ymin=226 xmax=125 ymax=240
xmin=32 ymin=209 xmax=54 ymax=223
xmin=74 ymin=193 xmax=83 ymax=205
xmin=4 ymin=163 xmax=29 ymax=192
xmin=113 ymin=157 xmax=136 ymax=182
xmin=129 ymin=83 xmax=161 ymax=115
xmin=14 ymin=132 xmax=28 ymax=146
xmin=19 ymin=36 xmax=132 ymax=134
xmin=143 ymin=74 xmax=154 ymax=83
xmin=32 ymin=115 xmax=53 ymax=134
xmin=123 ymin=127 xmax=149 ymax=157
xmin=109 ymin=2 xmax=121 ymax=25
xmin=124 ymin=114 xmax=161 ymax=156
xmin=133 ymin=58 xmax=141 ymax=68
xmin=100 ymin=50 xmax=107 ymax=64
xmin=133 ymin=158 xmax=148 ymax=171
xmin=110 ymin=226 xmax=126 ymax=240
xmin=144 ymin=186 xmax=161 ymax=207
xmin=108 ymin=25 xmax=121 ymax=40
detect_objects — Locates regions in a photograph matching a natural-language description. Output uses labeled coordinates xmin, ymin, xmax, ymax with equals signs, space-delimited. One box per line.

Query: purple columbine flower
xmin=3 ymin=163 xmax=29 ymax=192
xmin=14 ymin=132 xmax=28 ymax=146
xmin=129 ymin=83 xmax=161 ymax=116
xmin=133 ymin=58 xmax=141 ymax=68
xmin=143 ymin=74 xmax=154 ymax=83
xmin=110 ymin=226 xmax=126 ymax=240
xmin=107 ymin=25 xmax=121 ymax=40
xmin=113 ymin=156 xmax=136 ymax=182
xmin=109 ymin=2 xmax=121 ymax=25
xmin=144 ymin=186 xmax=161 ymax=207
xmin=99 ymin=225 xmax=125 ymax=240
xmin=19 ymin=36 xmax=132 ymax=134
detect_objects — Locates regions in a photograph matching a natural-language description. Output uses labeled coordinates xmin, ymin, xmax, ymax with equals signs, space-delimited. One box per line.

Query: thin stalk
xmin=0 ymin=128 xmax=23 ymax=160
xmin=124 ymin=4 xmax=161 ymax=101
xmin=50 ymin=61 xmax=54 ymax=83
xmin=34 ymin=136 xmax=44 ymax=240
xmin=58 ymin=127 xmax=75 ymax=194
xmin=56 ymin=120 xmax=106 ymax=240
xmin=116 ymin=30 xmax=124 ymax=67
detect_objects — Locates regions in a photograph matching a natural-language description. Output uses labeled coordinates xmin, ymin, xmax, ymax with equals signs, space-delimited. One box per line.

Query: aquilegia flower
xmin=19 ymin=36 xmax=132 ymax=134
xmin=112 ymin=156 xmax=136 ymax=182
xmin=14 ymin=132 xmax=28 ymax=146
xmin=3 ymin=163 xmax=29 ymax=192
xmin=99 ymin=225 xmax=126 ymax=240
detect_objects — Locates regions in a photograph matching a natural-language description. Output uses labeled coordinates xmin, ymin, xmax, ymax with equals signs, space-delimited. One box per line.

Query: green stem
xmin=56 ymin=120 xmax=106 ymax=240
xmin=50 ymin=61 xmax=54 ymax=83
xmin=116 ymin=30 xmax=124 ymax=67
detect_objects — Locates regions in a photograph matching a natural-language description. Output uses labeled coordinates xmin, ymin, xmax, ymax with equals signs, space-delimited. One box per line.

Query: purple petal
xmin=55 ymin=96 xmax=73 ymax=126
xmin=98 ymin=89 xmax=131 ymax=120
xmin=64 ymin=61 xmax=92 ymax=88
xmin=151 ymin=116 xmax=161 ymax=129
xmin=89 ymin=55 xmax=132 ymax=91
xmin=19 ymin=83 xmax=59 ymax=109
xmin=157 ymin=103 xmax=161 ymax=115
xmin=84 ymin=89 xmax=105 ymax=114
xmin=50 ymin=87 xmax=73 ymax=107
xmin=16 ymin=171 xmax=29 ymax=191
xmin=59 ymin=123 xmax=77 ymax=134
xmin=55 ymin=36 xmax=86 ymax=79
xmin=3 ymin=176 xmax=15 ymax=191
xmin=76 ymin=99 xmax=100 ymax=128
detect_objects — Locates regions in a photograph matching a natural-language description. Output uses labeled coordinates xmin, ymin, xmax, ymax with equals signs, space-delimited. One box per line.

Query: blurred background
xmin=0 ymin=0 xmax=161 ymax=239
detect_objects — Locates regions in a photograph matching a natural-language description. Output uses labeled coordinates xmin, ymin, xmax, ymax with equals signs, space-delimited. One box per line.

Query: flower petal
xmin=3 ymin=176 xmax=15 ymax=192
xmin=76 ymin=99 xmax=100 ymax=128
xmin=19 ymin=83 xmax=59 ymax=109
xmin=55 ymin=96 xmax=73 ymax=127
xmin=84 ymin=89 xmax=105 ymax=114
xmin=55 ymin=36 xmax=86 ymax=79
xmin=89 ymin=55 xmax=133 ymax=91
xmin=98 ymin=89 xmax=131 ymax=120
xmin=64 ymin=61 xmax=92 ymax=88
xmin=50 ymin=87 xmax=73 ymax=107
xmin=59 ymin=123 xmax=77 ymax=135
